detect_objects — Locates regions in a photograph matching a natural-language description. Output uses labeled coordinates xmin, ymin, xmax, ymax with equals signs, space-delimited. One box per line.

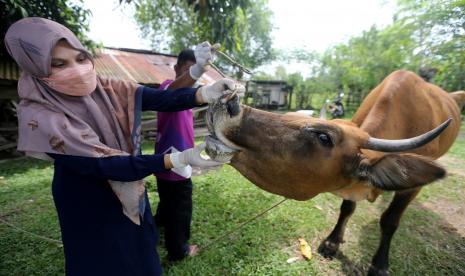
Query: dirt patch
xmin=437 ymin=155 xmax=465 ymax=177
xmin=418 ymin=152 xmax=465 ymax=237
xmin=420 ymin=197 xmax=465 ymax=237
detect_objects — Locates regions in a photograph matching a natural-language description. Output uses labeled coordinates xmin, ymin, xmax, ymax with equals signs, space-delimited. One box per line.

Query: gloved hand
xmin=189 ymin=41 xmax=220 ymax=80
xmin=198 ymin=78 xmax=245 ymax=104
xmin=169 ymin=143 xmax=222 ymax=169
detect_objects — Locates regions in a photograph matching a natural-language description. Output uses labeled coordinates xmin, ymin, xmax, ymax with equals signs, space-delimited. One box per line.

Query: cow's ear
xmin=355 ymin=153 xmax=446 ymax=191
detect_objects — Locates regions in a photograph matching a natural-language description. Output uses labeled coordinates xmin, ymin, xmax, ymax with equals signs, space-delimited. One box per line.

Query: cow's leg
xmin=368 ymin=189 xmax=420 ymax=276
xmin=318 ymin=199 xmax=356 ymax=258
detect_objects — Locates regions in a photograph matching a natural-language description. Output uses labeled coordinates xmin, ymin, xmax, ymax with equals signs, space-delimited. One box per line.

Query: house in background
xmin=0 ymin=47 xmax=224 ymax=153
xmin=0 ymin=58 xmax=20 ymax=153
xmin=244 ymin=80 xmax=292 ymax=110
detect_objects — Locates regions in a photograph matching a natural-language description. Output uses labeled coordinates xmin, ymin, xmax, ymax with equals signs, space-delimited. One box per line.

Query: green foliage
xmin=266 ymin=0 xmax=465 ymax=112
xmin=0 ymin=0 xmax=95 ymax=59
xmin=133 ymin=0 xmax=274 ymax=77
xmin=319 ymin=24 xmax=418 ymax=100
xmin=393 ymin=0 xmax=465 ymax=91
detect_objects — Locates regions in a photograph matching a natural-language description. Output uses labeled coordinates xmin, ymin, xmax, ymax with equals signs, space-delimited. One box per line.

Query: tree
xmin=133 ymin=0 xmax=274 ymax=76
xmin=395 ymin=0 xmax=465 ymax=90
xmin=0 ymin=0 xmax=93 ymax=59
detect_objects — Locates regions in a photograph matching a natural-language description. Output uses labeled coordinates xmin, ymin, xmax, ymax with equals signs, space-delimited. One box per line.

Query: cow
xmin=205 ymin=70 xmax=462 ymax=276
xmin=450 ymin=90 xmax=465 ymax=114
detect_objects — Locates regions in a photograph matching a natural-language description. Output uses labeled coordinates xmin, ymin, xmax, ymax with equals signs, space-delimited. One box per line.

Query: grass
xmin=1 ymin=121 xmax=464 ymax=275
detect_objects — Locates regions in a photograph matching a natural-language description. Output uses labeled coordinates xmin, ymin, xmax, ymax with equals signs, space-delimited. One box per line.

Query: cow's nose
xmin=226 ymin=95 xmax=241 ymax=117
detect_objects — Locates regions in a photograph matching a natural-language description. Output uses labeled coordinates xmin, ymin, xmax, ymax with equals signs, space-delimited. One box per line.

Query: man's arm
xmin=164 ymin=71 xmax=197 ymax=89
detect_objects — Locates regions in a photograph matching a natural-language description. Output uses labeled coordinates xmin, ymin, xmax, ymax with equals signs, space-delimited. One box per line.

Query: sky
xmin=268 ymin=0 xmax=396 ymax=52
xmin=83 ymin=0 xmax=149 ymax=49
xmin=83 ymin=0 xmax=397 ymax=76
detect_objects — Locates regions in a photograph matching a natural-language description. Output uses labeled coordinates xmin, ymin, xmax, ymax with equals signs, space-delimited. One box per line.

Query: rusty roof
xmin=0 ymin=47 xmax=224 ymax=85
xmin=0 ymin=59 xmax=21 ymax=81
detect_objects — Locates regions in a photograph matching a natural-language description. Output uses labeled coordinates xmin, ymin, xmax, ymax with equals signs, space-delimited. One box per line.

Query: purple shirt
xmin=154 ymin=80 xmax=194 ymax=180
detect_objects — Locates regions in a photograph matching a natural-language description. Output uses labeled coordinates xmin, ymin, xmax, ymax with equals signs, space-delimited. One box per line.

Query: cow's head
xmin=206 ymin=95 xmax=449 ymax=200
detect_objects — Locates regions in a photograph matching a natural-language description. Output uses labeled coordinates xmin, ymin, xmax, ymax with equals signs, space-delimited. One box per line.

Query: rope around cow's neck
xmin=199 ymin=197 xmax=288 ymax=252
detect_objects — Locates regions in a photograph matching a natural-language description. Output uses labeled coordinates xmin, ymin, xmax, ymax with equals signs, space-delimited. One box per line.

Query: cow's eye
xmin=317 ymin=132 xmax=333 ymax=147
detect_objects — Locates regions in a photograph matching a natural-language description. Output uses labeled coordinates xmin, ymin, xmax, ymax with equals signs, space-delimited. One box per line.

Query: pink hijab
xmin=5 ymin=17 xmax=146 ymax=225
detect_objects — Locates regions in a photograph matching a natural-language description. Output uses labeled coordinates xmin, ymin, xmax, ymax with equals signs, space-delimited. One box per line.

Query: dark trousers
xmin=154 ymin=177 xmax=193 ymax=261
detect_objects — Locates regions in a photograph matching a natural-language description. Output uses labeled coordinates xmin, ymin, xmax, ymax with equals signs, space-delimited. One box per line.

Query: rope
xmin=199 ymin=197 xmax=288 ymax=252
xmin=0 ymin=217 xmax=62 ymax=245
xmin=1 ymin=198 xmax=288 ymax=250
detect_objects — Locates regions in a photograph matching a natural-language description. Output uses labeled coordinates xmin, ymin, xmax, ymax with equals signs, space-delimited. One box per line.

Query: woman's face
xmin=50 ymin=40 xmax=92 ymax=74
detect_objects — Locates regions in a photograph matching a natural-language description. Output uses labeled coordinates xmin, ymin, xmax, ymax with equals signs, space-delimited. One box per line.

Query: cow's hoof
xmin=367 ymin=265 xmax=390 ymax=276
xmin=317 ymin=240 xmax=339 ymax=259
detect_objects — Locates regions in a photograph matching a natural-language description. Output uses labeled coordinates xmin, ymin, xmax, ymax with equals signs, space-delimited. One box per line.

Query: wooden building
xmin=244 ymin=80 xmax=292 ymax=110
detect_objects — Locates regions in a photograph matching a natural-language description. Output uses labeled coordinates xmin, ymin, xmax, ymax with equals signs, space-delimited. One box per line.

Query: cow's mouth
xmin=205 ymin=93 xmax=243 ymax=162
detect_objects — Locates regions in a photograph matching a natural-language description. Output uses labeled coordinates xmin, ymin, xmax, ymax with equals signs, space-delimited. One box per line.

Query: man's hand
xmin=168 ymin=143 xmax=223 ymax=169
xmin=197 ymin=78 xmax=245 ymax=104
xmin=189 ymin=41 xmax=220 ymax=80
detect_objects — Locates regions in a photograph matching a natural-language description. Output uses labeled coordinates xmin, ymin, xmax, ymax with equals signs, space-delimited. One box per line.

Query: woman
xmin=4 ymin=17 xmax=242 ymax=275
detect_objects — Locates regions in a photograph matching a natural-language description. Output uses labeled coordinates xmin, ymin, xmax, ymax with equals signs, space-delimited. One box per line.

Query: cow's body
xmin=206 ymin=70 xmax=462 ymax=275
xmin=450 ymin=90 xmax=465 ymax=113
xmin=354 ymin=71 xmax=459 ymax=158
xmin=332 ymin=70 xmax=461 ymax=202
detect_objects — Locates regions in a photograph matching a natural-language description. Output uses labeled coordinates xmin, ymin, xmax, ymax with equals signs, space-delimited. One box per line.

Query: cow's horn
xmin=363 ymin=118 xmax=452 ymax=152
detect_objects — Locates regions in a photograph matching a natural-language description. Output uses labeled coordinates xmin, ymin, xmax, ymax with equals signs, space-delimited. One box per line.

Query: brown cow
xmin=205 ymin=70 xmax=462 ymax=276
xmin=450 ymin=90 xmax=465 ymax=114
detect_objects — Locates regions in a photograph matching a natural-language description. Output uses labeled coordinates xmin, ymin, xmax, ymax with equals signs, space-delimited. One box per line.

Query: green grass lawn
xmin=1 ymin=122 xmax=464 ymax=275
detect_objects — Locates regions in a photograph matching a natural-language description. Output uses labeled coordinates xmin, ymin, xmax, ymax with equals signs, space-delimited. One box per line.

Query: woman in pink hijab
xmin=4 ymin=17 xmax=243 ymax=276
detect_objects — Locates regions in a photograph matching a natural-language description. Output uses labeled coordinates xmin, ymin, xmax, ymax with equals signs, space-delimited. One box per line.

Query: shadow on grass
xmin=0 ymin=156 xmax=51 ymax=178
xmin=325 ymin=193 xmax=465 ymax=275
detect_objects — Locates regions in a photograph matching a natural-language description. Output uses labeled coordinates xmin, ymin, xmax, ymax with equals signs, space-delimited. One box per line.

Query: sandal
xmin=188 ymin=244 xmax=199 ymax=257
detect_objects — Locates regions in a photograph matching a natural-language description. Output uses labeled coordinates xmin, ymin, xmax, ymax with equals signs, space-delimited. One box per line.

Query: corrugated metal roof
xmin=0 ymin=59 xmax=21 ymax=81
xmin=0 ymin=47 xmax=224 ymax=85
xmin=94 ymin=47 xmax=223 ymax=85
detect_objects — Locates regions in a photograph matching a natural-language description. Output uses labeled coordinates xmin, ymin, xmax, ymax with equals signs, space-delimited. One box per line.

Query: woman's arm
xmin=141 ymin=86 xmax=205 ymax=111
xmin=49 ymin=153 xmax=171 ymax=182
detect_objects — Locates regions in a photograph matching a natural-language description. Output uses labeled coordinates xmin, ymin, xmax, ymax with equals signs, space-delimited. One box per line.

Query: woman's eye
xmin=51 ymin=63 xmax=65 ymax=68
xmin=77 ymin=56 xmax=87 ymax=62
xmin=317 ymin=133 xmax=333 ymax=147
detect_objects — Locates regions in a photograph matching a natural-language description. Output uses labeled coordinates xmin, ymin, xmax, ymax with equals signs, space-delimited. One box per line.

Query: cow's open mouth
xmin=205 ymin=135 xmax=236 ymax=163
xmin=205 ymin=93 xmax=242 ymax=162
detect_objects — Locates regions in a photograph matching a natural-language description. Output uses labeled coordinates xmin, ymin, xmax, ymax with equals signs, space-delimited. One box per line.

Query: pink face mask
xmin=42 ymin=63 xmax=97 ymax=96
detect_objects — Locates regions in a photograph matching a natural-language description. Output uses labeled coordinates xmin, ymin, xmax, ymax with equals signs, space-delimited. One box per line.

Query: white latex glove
xmin=199 ymin=78 xmax=245 ymax=104
xmin=189 ymin=41 xmax=220 ymax=80
xmin=169 ymin=143 xmax=222 ymax=169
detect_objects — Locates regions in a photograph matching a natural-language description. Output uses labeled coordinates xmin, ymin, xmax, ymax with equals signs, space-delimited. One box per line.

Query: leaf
xmin=298 ymin=238 xmax=312 ymax=260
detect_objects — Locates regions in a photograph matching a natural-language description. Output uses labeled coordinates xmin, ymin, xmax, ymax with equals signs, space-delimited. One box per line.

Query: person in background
xmin=4 ymin=17 xmax=243 ymax=276
xmin=154 ymin=45 xmax=213 ymax=261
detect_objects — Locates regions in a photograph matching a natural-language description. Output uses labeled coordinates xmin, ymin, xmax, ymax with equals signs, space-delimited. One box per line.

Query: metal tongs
xmin=221 ymin=87 xmax=240 ymax=103
xmin=208 ymin=43 xmax=253 ymax=79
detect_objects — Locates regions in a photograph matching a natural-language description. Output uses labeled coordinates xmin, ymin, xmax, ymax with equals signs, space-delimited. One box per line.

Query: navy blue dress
xmin=49 ymin=86 xmax=200 ymax=276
